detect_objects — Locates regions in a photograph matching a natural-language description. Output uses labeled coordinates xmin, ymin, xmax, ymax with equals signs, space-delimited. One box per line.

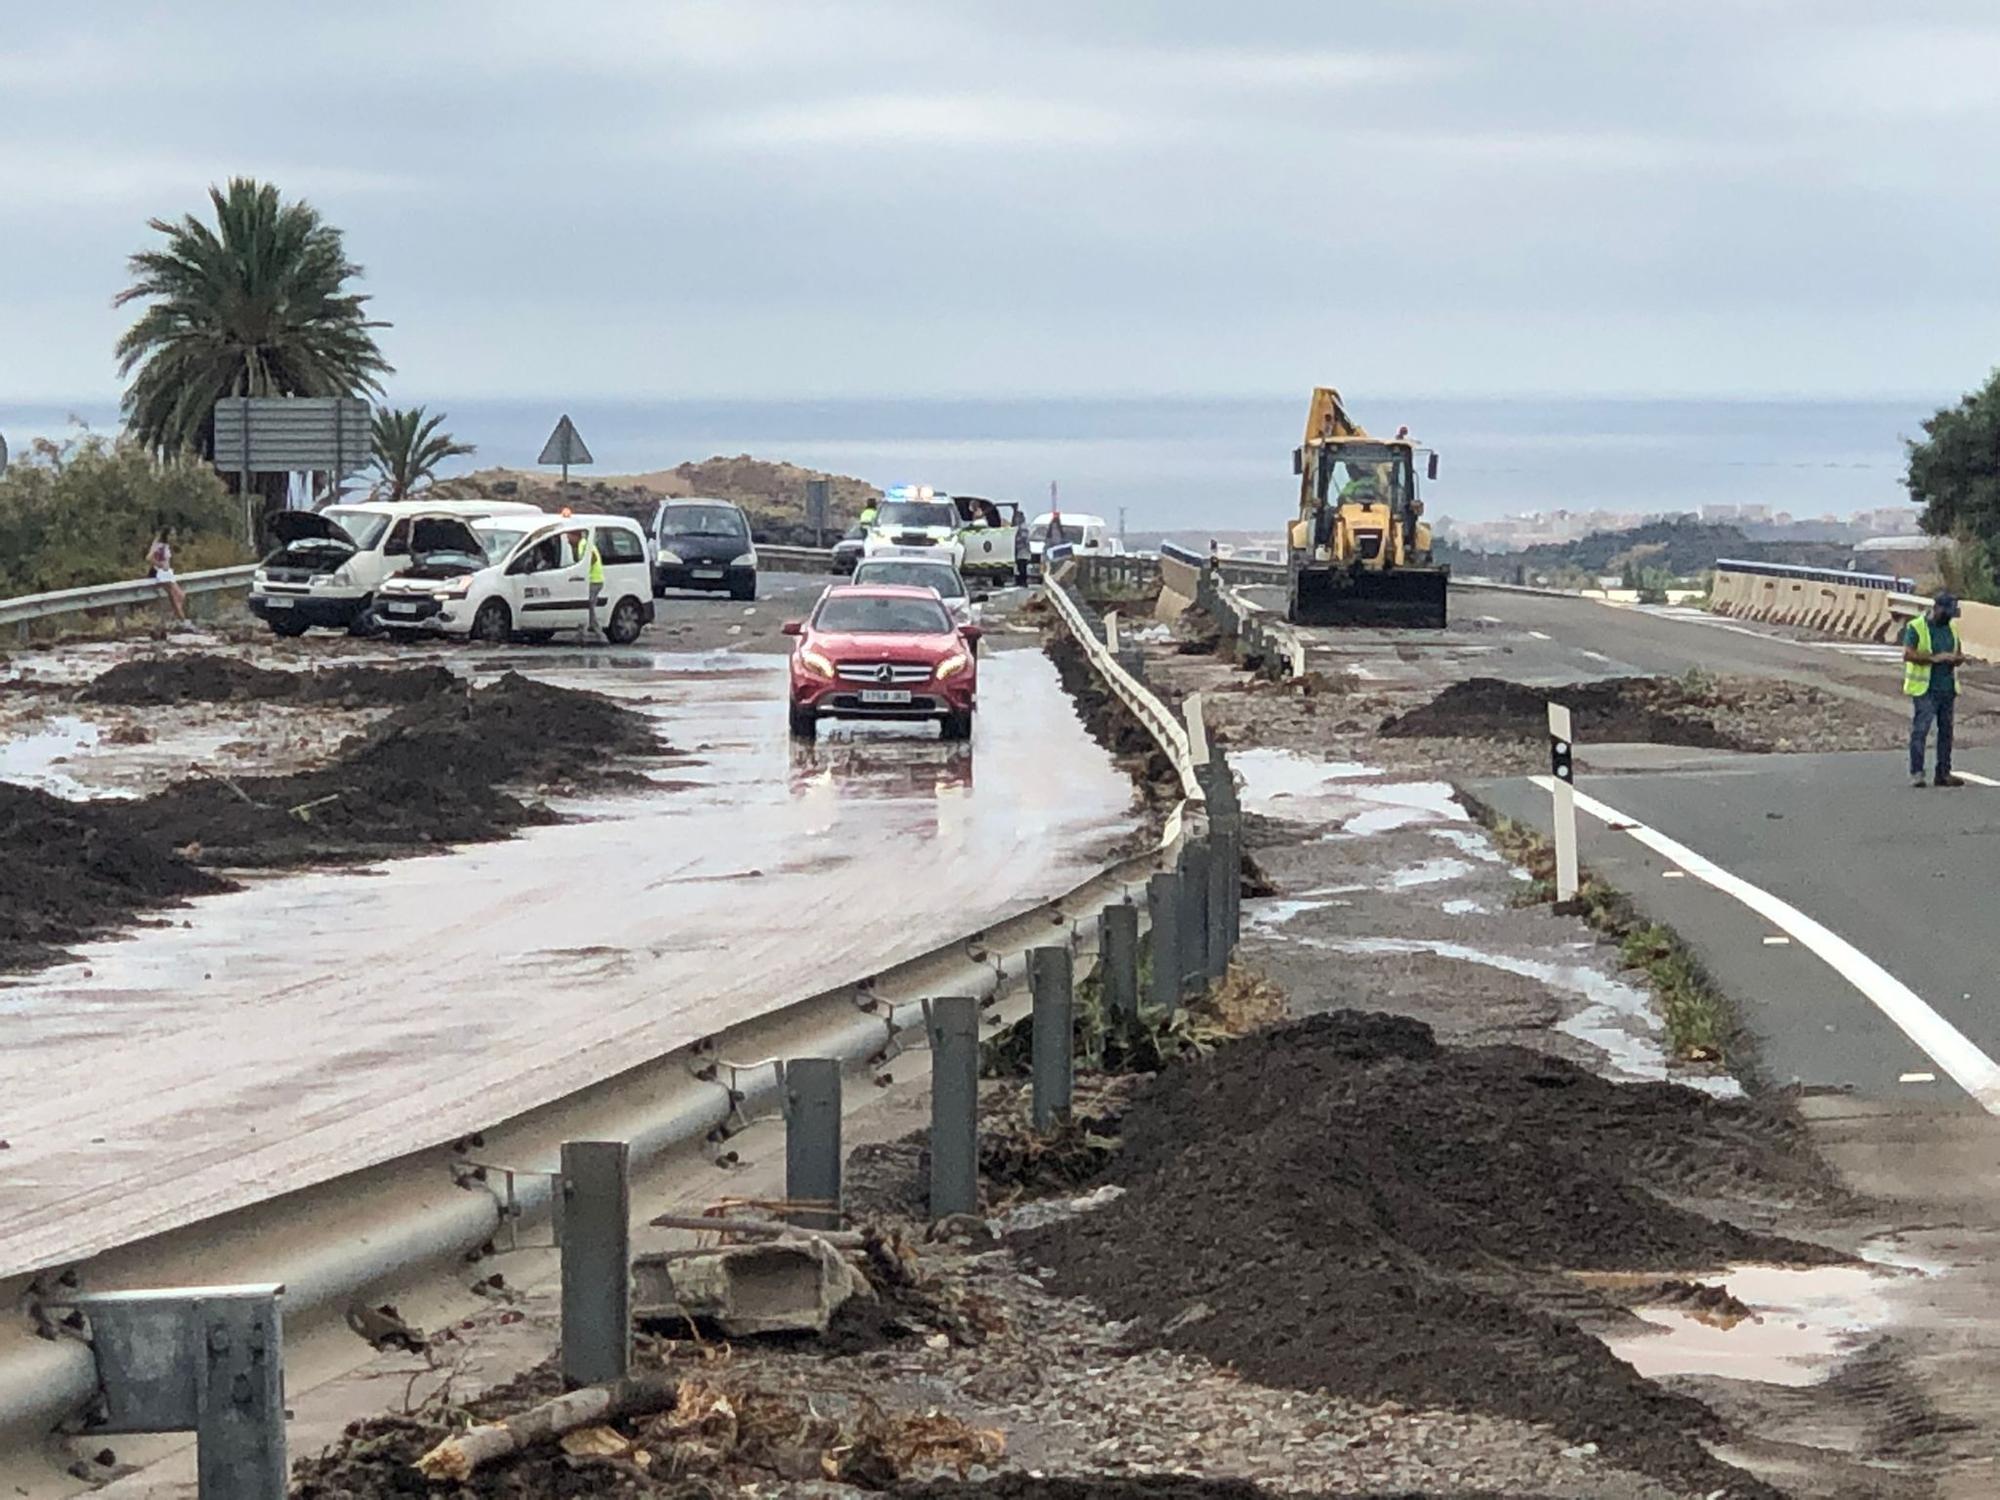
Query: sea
xmin=1 ymin=395 xmax=1940 ymax=539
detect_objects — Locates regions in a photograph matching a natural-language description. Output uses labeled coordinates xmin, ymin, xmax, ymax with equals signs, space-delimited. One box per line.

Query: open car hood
xmin=265 ymin=511 xmax=352 ymax=547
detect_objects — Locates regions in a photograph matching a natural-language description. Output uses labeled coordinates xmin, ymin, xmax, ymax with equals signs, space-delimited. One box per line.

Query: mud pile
xmin=1374 ymin=673 xmax=1878 ymax=753
xmin=0 ymin=783 xmax=228 ymax=970
xmin=1018 ymin=1010 xmax=1835 ymax=1495
xmin=903 ymin=1483 xmax=1533 ymax=1500
xmin=124 ymin=672 xmax=663 ymax=868
xmin=80 ymin=654 xmax=457 ymax=708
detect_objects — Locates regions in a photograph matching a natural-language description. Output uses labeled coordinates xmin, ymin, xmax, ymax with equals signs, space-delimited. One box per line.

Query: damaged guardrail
xmin=0 ymin=566 xmax=257 ymax=642
xmin=3 ymin=557 xmax=1244 ymax=1495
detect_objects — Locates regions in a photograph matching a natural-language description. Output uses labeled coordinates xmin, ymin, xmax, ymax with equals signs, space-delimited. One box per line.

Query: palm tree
xmin=114 ymin=178 xmax=391 ymax=511
xmin=370 ymin=406 xmax=475 ymax=500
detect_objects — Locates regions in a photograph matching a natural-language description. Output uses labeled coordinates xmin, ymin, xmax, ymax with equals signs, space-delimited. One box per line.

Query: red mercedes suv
xmin=783 ymin=584 xmax=981 ymax=741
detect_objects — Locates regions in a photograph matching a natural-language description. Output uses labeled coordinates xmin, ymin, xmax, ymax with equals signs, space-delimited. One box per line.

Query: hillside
xmin=449 ymin=456 xmax=881 ymax=545
xmin=1439 ymin=519 xmax=1855 ymax=581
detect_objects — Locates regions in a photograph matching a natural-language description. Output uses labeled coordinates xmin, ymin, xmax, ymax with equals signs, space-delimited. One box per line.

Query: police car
xmin=861 ymin=485 xmax=964 ymax=569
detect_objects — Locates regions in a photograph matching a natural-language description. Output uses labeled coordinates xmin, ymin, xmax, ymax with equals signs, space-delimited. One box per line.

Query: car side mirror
xmin=959 ymin=623 xmax=983 ymax=644
xmin=971 ymin=591 xmax=991 ymax=603
xmin=1292 ymin=446 xmax=1304 ymax=477
xmin=1428 ymin=452 xmax=1440 ymax=482
xmin=781 ymin=620 xmax=804 ymax=636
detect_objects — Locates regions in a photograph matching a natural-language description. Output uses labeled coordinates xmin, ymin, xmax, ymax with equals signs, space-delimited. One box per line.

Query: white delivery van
xmin=247 ymin=498 xmax=544 ymax=637
xmin=372 ymin=513 xmax=656 ymax=644
xmin=1027 ymin=512 xmax=1114 ymax=562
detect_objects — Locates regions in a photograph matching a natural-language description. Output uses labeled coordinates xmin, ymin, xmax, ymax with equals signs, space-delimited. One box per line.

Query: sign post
xmin=537 ymin=415 xmax=594 ymax=510
xmin=805 ymin=478 xmax=831 ymax=547
xmin=1547 ymin=701 xmax=1578 ymax=903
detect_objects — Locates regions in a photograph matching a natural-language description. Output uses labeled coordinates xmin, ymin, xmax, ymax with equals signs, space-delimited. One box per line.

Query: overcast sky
xmin=6 ymin=0 xmax=2000 ymax=404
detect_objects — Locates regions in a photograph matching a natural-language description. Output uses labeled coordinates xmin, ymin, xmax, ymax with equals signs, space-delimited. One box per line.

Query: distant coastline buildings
xmin=1433 ymin=503 xmax=1923 ymax=551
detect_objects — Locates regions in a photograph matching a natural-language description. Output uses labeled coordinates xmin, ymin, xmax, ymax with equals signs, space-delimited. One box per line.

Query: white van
xmin=1027 ymin=512 xmax=1117 ymax=562
xmin=373 ymin=514 xmax=656 ymax=644
xmin=248 ymin=498 xmax=545 ymax=637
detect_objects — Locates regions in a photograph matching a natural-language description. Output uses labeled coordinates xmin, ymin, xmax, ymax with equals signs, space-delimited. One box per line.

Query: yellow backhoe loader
xmin=1286 ymin=387 xmax=1449 ymax=628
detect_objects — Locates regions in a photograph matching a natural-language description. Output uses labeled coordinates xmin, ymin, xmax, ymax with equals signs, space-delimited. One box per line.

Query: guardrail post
xmin=1029 ymin=947 xmax=1074 ymax=1131
xmin=1147 ymin=870 xmax=1181 ymax=1016
xmin=559 ymin=1140 xmax=631 ymax=1387
xmin=1101 ymin=901 xmax=1140 ymax=1037
xmin=1204 ymin=825 xmax=1233 ymax=978
xmin=1180 ymin=837 xmax=1212 ymax=996
xmin=782 ymin=1059 xmax=843 ymax=1230
xmin=1546 ymin=703 xmax=1579 ymax=904
xmin=68 ymin=1284 xmax=288 ymax=1500
xmin=927 ymin=997 xmax=980 ymax=1218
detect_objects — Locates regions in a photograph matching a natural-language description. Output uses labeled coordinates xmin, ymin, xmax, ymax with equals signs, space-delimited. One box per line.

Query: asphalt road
xmin=0 ymin=594 xmax=1127 ymax=1277
xmin=1407 ymin=585 xmax=2000 ymax=1113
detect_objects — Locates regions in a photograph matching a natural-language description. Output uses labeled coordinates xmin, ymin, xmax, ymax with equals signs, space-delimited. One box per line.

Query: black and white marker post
xmin=1547 ymin=701 xmax=1579 ymax=903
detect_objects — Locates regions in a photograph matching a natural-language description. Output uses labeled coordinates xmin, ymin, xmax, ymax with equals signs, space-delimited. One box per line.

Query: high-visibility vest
xmin=575 ymin=530 xmax=604 ymax=585
xmin=1905 ymin=615 xmax=1956 ymax=695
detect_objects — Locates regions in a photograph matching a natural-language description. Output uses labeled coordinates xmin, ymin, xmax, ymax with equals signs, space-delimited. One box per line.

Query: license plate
xmin=692 ymin=568 xmax=724 ymax=579
xmin=384 ymin=601 xmax=419 ymax=615
xmin=263 ymin=597 xmax=294 ymax=610
xmin=859 ymin=689 xmax=912 ymax=705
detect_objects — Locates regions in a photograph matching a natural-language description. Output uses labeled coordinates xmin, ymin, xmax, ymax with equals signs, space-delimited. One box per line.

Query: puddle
xmin=1245 ymin=897 xmax=1334 ymax=931
xmin=1307 ymin=935 xmax=1741 ymax=1098
xmin=0 ymin=717 xmax=101 ymax=798
xmin=1430 ymin=827 xmax=1505 ymax=864
xmin=1231 ymin=750 xmax=1465 ymax=837
xmin=1230 ymin=748 xmax=1373 ymax=805
xmin=1605 ymin=1254 xmax=1925 ymax=1387
xmin=1385 ymin=857 xmax=1474 ymax=890
xmin=1441 ymin=898 xmax=1490 ymax=916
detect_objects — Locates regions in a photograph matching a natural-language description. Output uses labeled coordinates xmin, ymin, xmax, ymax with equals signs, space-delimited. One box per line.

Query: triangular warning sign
xmin=537 ymin=414 xmax=593 ymax=467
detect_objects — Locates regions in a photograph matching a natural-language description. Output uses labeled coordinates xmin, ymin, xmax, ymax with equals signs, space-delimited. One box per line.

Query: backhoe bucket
xmin=1288 ymin=566 xmax=1449 ymax=629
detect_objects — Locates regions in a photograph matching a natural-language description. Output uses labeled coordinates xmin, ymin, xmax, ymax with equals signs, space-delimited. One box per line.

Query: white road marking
xmin=1527 ymin=629 xmax=1551 ymax=640
xmin=1661 ymin=870 xmax=1686 ymax=879
xmin=1580 ymin=649 xmax=1612 ymax=663
xmin=1956 ymin=770 xmax=2000 ymax=787
xmin=1763 ymin=935 xmax=1792 ymax=946
xmin=1900 ymin=1071 xmax=1938 ymax=1084
xmin=1530 ymin=777 xmax=2000 ymax=1112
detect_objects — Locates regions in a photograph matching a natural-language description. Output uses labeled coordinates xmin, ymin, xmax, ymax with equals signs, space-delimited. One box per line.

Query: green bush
xmin=0 ymin=430 xmax=245 ymax=597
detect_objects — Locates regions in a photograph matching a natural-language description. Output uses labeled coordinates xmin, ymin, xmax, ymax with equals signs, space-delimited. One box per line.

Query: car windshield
xmin=474 ymin=522 xmax=535 ymax=558
xmin=852 ymin=561 xmax=966 ymax=599
xmin=877 ymin=500 xmax=957 ymax=531
xmin=815 ymin=594 xmax=953 ymax=635
xmin=660 ymin=505 xmax=748 ymax=538
xmin=325 ymin=510 xmax=391 ymax=548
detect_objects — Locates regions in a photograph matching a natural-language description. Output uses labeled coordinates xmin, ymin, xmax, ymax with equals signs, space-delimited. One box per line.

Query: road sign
xmin=805 ymin=478 xmax=830 ymax=545
xmin=538 ymin=415 xmax=593 ymax=468
xmin=0 ymin=431 xmax=9 ymax=475
xmin=212 ymin=397 xmax=371 ymax=476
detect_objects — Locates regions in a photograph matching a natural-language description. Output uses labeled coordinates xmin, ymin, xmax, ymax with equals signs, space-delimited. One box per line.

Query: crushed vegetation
xmin=1018 ymin=1009 xmax=1842 ymax=1497
xmin=982 ymin=963 xmax=1284 ymax=1080
xmin=1467 ymin=795 xmax=1736 ymax=1064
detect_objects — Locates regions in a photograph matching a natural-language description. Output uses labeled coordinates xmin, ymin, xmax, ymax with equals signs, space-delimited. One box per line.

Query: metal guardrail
xmin=1157 ymin=542 xmax=1287 ymax=587
xmin=755 ymin=544 xmax=837 ymax=573
xmin=1195 ymin=566 xmax=1308 ymax=678
xmin=1041 ymin=563 xmax=1205 ymax=805
xmin=0 ymin=569 xmax=1223 ymax=1477
xmin=0 ymin=566 xmax=256 ymax=638
xmin=1714 ymin=557 xmax=1915 ymax=592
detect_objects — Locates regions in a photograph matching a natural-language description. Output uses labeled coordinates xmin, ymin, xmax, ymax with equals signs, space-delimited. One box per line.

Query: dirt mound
xmin=81 ymin=654 xmax=457 ymax=708
xmin=124 ymin=673 xmax=663 ymax=868
xmin=1017 ymin=1010 xmax=1834 ymax=1496
xmin=901 ymin=1482 xmax=1545 ymax=1500
xmin=0 ymin=783 xmax=230 ymax=970
xmin=1380 ymin=675 xmax=1754 ymax=748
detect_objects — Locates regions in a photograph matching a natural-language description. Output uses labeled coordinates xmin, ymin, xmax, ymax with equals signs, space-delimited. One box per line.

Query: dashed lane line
xmin=1530 ymin=776 xmax=2000 ymax=1113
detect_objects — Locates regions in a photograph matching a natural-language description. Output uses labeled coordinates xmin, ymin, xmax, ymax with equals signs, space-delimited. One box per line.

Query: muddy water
xmin=0 ymin=649 xmax=1137 ymax=1275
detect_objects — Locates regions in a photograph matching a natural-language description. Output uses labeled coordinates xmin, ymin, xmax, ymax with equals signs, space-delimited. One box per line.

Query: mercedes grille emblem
xmin=875 ymin=664 xmax=895 ymax=684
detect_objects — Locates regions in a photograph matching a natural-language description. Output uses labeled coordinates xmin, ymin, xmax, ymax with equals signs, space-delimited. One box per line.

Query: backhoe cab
xmin=1286 ymin=387 xmax=1449 ymax=629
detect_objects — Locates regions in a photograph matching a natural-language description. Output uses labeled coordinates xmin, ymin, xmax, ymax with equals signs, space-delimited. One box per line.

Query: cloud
xmin=692 ymin=94 xmax=1154 ymax=150
xmin=0 ymin=151 xmax=423 ymax=210
xmin=1778 ymin=22 xmax=2000 ymax=120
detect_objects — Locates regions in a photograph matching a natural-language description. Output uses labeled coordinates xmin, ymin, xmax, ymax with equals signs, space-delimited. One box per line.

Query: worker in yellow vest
xmin=569 ymin=523 xmax=607 ymax=642
xmin=1903 ymin=591 xmax=1964 ymax=788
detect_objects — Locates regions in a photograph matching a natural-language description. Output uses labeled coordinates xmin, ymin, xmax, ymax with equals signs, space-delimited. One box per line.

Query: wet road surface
xmin=0 ymin=645 xmax=1136 ymax=1276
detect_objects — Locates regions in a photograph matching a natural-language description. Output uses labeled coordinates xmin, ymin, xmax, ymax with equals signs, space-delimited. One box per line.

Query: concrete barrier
xmin=1956 ymin=600 xmax=2000 ymax=663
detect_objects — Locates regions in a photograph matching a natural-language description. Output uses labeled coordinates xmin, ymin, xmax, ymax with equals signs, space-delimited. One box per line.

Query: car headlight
xmin=657 ymin=549 xmax=682 ymax=566
xmin=309 ymin=573 xmax=334 ymax=586
xmin=732 ymin=551 xmax=757 ymax=567
xmin=935 ymin=652 xmax=970 ymax=680
xmin=437 ymin=577 xmax=473 ymax=595
xmin=800 ymin=647 xmax=836 ymax=679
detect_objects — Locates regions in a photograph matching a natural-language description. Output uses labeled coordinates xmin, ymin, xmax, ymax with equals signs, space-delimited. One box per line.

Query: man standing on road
xmin=1904 ymin=591 xmax=1965 ymax=788
xmin=570 ymin=523 xmax=606 ymax=642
